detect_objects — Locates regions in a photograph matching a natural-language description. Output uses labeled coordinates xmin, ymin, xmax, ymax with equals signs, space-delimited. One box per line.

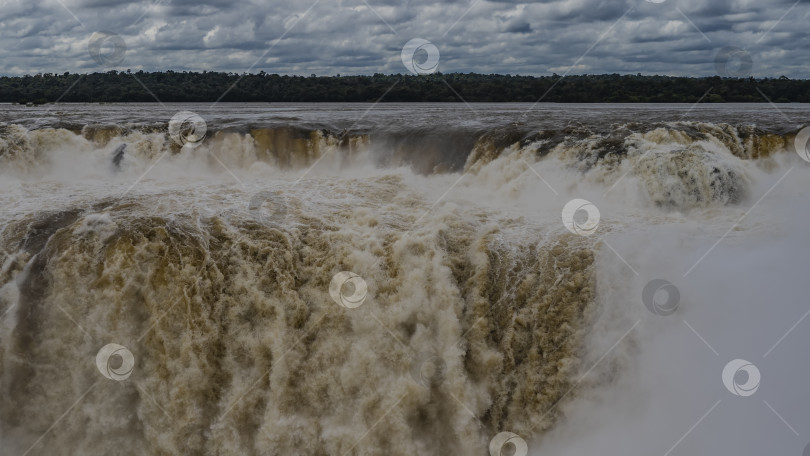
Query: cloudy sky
xmin=0 ymin=0 xmax=807 ymax=77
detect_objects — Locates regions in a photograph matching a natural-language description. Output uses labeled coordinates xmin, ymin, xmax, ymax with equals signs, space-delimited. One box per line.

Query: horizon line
xmin=0 ymin=71 xmax=802 ymax=80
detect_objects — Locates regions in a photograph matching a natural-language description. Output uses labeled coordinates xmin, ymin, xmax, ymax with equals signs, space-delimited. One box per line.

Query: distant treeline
xmin=3 ymin=71 xmax=809 ymax=104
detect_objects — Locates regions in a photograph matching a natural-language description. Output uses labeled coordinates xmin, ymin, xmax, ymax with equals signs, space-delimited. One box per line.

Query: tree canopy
xmin=2 ymin=71 xmax=808 ymax=104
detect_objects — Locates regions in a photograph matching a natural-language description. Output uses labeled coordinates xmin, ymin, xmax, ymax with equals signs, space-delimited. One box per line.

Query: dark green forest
xmin=2 ymin=71 xmax=809 ymax=104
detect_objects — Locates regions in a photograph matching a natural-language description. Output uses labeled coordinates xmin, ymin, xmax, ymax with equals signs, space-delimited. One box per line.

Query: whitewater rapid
xmin=1 ymin=103 xmax=809 ymax=455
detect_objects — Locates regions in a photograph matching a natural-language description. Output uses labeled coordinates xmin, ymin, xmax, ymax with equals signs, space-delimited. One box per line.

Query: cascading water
xmin=1 ymin=103 xmax=809 ymax=455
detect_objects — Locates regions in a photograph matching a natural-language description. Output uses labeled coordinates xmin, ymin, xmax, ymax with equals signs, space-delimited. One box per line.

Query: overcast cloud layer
xmin=0 ymin=0 xmax=808 ymax=77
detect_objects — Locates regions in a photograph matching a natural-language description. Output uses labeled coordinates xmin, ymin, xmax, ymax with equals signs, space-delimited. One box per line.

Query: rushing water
xmin=1 ymin=103 xmax=809 ymax=455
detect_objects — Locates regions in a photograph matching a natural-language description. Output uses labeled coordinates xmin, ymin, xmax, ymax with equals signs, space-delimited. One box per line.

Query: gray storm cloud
xmin=0 ymin=0 xmax=806 ymax=76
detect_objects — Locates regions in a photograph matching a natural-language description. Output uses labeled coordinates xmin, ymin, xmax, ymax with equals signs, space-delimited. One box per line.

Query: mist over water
xmin=1 ymin=103 xmax=809 ymax=455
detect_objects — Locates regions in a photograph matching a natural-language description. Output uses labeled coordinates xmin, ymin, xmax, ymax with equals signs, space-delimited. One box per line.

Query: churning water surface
xmin=1 ymin=103 xmax=810 ymax=455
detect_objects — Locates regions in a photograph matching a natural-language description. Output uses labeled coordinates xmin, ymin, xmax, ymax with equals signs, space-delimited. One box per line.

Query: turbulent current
xmin=1 ymin=103 xmax=809 ymax=456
